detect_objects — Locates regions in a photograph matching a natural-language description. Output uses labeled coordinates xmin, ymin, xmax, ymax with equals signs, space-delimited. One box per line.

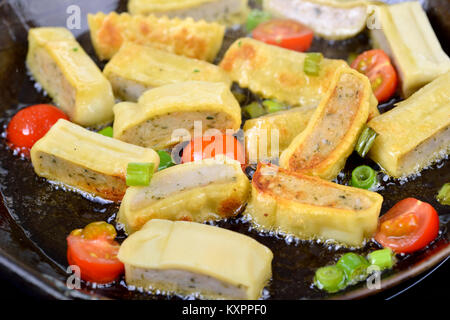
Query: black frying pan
xmin=0 ymin=0 xmax=448 ymax=299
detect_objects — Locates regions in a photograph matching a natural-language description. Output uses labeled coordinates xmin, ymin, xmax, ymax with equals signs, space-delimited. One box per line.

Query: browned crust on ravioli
xmin=252 ymin=163 xmax=348 ymax=209
xmin=91 ymin=183 xmax=127 ymax=202
xmin=218 ymin=196 xmax=245 ymax=217
xmin=93 ymin=13 xmax=212 ymax=60
xmin=220 ymin=42 xmax=262 ymax=72
xmin=69 ymin=175 xmax=127 ymax=202
xmin=132 ymin=213 xmax=153 ymax=231
xmin=220 ymin=40 xmax=341 ymax=93
xmin=253 ymin=163 xmax=308 ymax=198
xmin=97 ymin=15 xmax=124 ymax=54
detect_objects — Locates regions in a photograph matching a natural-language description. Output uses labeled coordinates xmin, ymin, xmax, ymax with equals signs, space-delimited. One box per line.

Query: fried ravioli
xmin=128 ymin=0 xmax=249 ymax=25
xmin=118 ymin=219 xmax=273 ymax=299
xmin=219 ymin=38 xmax=380 ymax=119
xmin=27 ymin=27 xmax=115 ymax=127
xmin=220 ymin=38 xmax=347 ymax=108
xmin=88 ymin=12 xmax=225 ymax=61
xmin=117 ymin=157 xmax=250 ymax=234
xmin=103 ymin=42 xmax=231 ymax=101
xmin=263 ymin=0 xmax=368 ymax=40
xmin=280 ymin=67 xmax=371 ymax=180
xmin=30 ymin=119 xmax=159 ymax=201
xmin=368 ymin=72 xmax=450 ymax=178
xmin=113 ymin=81 xmax=241 ymax=149
xmin=370 ymin=2 xmax=450 ymax=97
xmin=245 ymin=163 xmax=383 ymax=247
xmin=244 ymin=105 xmax=316 ymax=163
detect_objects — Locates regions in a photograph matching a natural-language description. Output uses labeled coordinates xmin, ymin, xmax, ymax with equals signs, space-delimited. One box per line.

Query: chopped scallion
xmin=243 ymin=102 xmax=266 ymax=118
xmin=232 ymin=90 xmax=246 ymax=104
xmin=262 ymin=99 xmax=287 ymax=113
xmin=314 ymin=265 xmax=346 ymax=293
xmin=437 ymin=183 xmax=450 ymax=205
xmin=98 ymin=126 xmax=113 ymax=138
xmin=367 ymin=248 xmax=395 ymax=270
xmin=126 ymin=162 xmax=154 ymax=186
xmin=351 ymin=165 xmax=377 ymax=189
xmin=157 ymin=150 xmax=174 ymax=171
xmin=336 ymin=253 xmax=369 ymax=284
xmin=304 ymin=53 xmax=323 ymax=76
xmin=246 ymin=9 xmax=272 ymax=32
xmin=347 ymin=52 xmax=358 ymax=65
xmin=355 ymin=126 xmax=377 ymax=157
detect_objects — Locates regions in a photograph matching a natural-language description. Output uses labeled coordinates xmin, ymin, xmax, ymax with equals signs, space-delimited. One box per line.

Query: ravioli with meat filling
xmin=280 ymin=67 xmax=371 ymax=180
xmin=128 ymin=0 xmax=249 ymax=25
xmin=245 ymin=163 xmax=383 ymax=247
xmin=244 ymin=105 xmax=316 ymax=163
xmin=368 ymin=71 xmax=450 ymax=178
xmin=103 ymin=42 xmax=231 ymax=102
xmin=220 ymin=38 xmax=379 ymax=119
xmin=30 ymin=119 xmax=159 ymax=202
xmin=117 ymin=157 xmax=250 ymax=234
xmin=118 ymin=219 xmax=273 ymax=300
xmin=26 ymin=27 xmax=115 ymax=127
xmin=88 ymin=12 xmax=224 ymax=62
xmin=113 ymin=81 xmax=241 ymax=150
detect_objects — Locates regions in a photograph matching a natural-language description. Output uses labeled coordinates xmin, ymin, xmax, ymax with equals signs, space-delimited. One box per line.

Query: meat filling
xmin=289 ymin=73 xmax=363 ymax=170
xmin=34 ymin=152 xmax=126 ymax=201
xmin=254 ymin=168 xmax=372 ymax=211
xmin=119 ymin=111 xmax=236 ymax=149
xmin=125 ymin=266 xmax=247 ymax=299
xmin=29 ymin=48 xmax=76 ymax=118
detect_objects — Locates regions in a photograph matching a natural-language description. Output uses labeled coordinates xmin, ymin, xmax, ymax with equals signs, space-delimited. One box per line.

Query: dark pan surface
xmin=0 ymin=0 xmax=449 ymax=299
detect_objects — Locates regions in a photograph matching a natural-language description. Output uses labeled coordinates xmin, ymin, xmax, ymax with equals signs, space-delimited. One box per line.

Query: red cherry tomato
xmin=6 ymin=104 xmax=68 ymax=152
xmin=252 ymin=19 xmax=314 ymax=52
xmin=182 ymin=134 xmax=245 ymax=164
xmin=351 ymin=49 xmax=398 ymax=103
xmin=375 ymin=198 xmax=440 ymax=254
xmin=67 ymin=222 xmax=124 ymax=284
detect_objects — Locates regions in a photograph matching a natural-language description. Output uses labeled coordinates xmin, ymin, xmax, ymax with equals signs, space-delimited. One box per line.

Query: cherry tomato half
xmin=182 ymin=134 xmax=245 ymax=164
xmin=252 ymin=19 xmax=314 ymax=52
xmin=67 ymin=221 xmax=124 ymax=284
xmin=375 ymin=198 xmax=439 ymax=254
xmin=6 ymin=104 xmax=68 ymax=152
xmin=350 ymin=49 xmax=398 ymax=103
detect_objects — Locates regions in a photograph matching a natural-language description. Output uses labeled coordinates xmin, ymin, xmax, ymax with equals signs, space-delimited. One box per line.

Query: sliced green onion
xmin=126 ymin=162 xmax=154 ymax=186
xmin=98 ymin=126 xmax=113 ymax=138
xmin=351 ymin=165 xmax=377 ymax=189
xmin=246 ymin=9 xmax=272 ymax=32
xmin=157 ymin=150 xmax=174 ymax=171
xmin=232 ymin=90 xmax=246 ymax=104
xmin=368 ymin=248 xmax=395 ymax=270
xmin=306 ymin=52 xmax=323 ymax=63
xmin=347 ymin=52 xmax=358 ymax=65
xmin=304 ymin=53 xmax=323 ymax=76
xmin=314 ymin=265 xmax=346 ymax=293
xmin=262 ymin=99 xmax=287 ymax=113
xmin=243 ymin=101 xmax=266 ymax=118
xmin=437 ymin=183 xmax=450 ymax=205
xmin=355 ymin=126 xmax=378 ymax=158
xmin=336 ymin=253 xmax=369 ymax=284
